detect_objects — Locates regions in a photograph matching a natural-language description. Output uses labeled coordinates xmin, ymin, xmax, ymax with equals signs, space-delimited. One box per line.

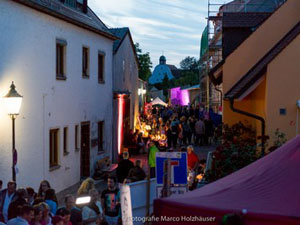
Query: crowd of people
xmin=127 ymin=105 xmax=216 ymax=155
xmin=0 ymin=177 xmax=121 ymax=225
xmin=123 ymin=105 xmax=217 ymax=186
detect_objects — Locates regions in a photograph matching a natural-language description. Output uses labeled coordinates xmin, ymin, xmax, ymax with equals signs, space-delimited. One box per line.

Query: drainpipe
xmin=229 ymin=98 xmax=266 ymax=156
xmin=215 ymin=86 xmax=223 ymax=107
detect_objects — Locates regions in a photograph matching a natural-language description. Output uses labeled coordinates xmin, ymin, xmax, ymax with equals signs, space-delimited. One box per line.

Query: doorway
xmin=80 ymin=122 xmax=90 ymax=177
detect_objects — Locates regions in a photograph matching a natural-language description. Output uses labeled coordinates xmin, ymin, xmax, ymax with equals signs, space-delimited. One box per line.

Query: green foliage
xmin=205 ymin=122 xmax=258 ymax=182
xmin=179 ymin=56 xmax=199 ymax=71
xmin=174 ymin=71 xmax=199 ymax=87
xmin=268 ymin=129 xmax=287 ymax=152
xmin=173 ymin=56 xmax=200 ymax=87
xmin=134 ymin=43 xmax=152 ymax=81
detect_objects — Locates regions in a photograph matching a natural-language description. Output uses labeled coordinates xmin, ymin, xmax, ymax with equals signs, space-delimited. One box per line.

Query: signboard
xmin=120 ymin=179 xmax=157 ymax=225
xmin=156 ymin=186 xmax=188 ymax=198
xmin=156 ymin=152 xmax=187 ymax=185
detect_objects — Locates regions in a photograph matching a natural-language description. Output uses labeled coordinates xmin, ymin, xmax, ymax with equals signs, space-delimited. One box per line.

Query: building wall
xmin=113 ymin=34 xmax=139 ymax=130
xmin=223 ymin=78 xmax=266 ymax=136
xmin=266 ymin=33 xmax=300 ymax=141
xmin=223 ymin=0 xmax=300 ymax=93
xmin=0 ymin=1 xmax=113 ymax=192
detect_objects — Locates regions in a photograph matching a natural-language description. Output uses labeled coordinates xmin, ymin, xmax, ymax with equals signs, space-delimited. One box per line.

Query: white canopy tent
xmin=150 ymin=97 xmax=168 ymax=107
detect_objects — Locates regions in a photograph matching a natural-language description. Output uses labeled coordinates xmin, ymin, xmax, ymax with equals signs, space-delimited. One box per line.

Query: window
xmin=98 ymin=52 xmax=105 ymax=83
xmin=75 ymin=125 xmax=79 ymax=150
xmin=56 ymin=39 xmax=67 ymax=80
xmin=49 ymin=129 xmax=59 ymax=168
xmin=98 ymin=121 xmax=104 ymax=153
xmin=63 ymin=127 xmax=68 ymax=155
xmin=82 ymin=47 xmax=89 ymax=78
xmin=123 ymin=60 xmax=126 ymax=82
xmin=65 ymin=0 xmax=76 ymax=7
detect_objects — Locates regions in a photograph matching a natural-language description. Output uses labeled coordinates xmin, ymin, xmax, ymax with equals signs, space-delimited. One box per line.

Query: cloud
xmin=89 ymin=0 xmax=208 ymax=67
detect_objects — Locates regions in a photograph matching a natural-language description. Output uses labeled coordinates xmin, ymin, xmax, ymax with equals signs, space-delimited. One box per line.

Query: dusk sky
xmin=89 ymin=0 xmax=211 ymax=69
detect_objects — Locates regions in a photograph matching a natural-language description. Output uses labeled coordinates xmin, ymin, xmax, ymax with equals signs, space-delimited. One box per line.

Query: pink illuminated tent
xmin=151 ymin=97 xmax=168 ymax=107
xmin=154 ymin=135 xmax=300 ymax=225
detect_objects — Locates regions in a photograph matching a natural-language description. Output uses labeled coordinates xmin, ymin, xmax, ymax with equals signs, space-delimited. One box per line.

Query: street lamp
xmin=4 ymin=82 xmax=23 ymax=182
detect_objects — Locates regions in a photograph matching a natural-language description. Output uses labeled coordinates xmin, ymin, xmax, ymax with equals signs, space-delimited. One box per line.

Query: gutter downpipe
xmin=215 ymin=86 xmax=223 ymax=107
xmin=229 ymin=98 xmax=266 ymax=156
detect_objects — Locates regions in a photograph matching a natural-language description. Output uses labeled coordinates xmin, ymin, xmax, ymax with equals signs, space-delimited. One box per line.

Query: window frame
xmin=98 ymin=51 xmax=105 ymax=83
xmin=56 ymin=39 xmax=67 ymax=80
xmin=63 ymin=127 xmax=69 ymax=155
xmin=75 ymin=124 xmax=80 ymax=151
xmin=82 ymin=46 xmax=90 ymax=78
xmin=49 ymin=128 xmax=60 ymax=169
xmin=98 ymin=121 xmax=104 ymax=153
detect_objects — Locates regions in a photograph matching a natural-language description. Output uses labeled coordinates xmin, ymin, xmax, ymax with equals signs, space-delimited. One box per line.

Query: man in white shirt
xmin=0 ymin=181 xmax=17 ymax=223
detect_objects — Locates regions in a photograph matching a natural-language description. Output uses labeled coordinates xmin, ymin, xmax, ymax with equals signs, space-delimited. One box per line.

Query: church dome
xmin=159 ymin=55 xmax=166 ymax=65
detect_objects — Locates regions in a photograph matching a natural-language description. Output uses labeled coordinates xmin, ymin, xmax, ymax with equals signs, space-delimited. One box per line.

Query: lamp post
xmin=4 ymin=82 xmax=23 ymax=182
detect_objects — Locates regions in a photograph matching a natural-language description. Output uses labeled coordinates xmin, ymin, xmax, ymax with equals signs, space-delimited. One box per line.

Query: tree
xmin=179 ymin=56 xmax=199 ymax=71
xmin=134 ymin=43 xmax=152 ymax=81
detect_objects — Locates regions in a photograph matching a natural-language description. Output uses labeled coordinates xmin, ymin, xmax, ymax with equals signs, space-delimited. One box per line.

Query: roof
xmin=223 ymin=12 xmax=271 ymax=28
xmin=154 ymin=135 xmax=300 ymax=224
xmin=167 ymin=64 xmax=181 ymax=78
xmin=109 ymin=27 xmax=129 ymax=53
xmin=225 ymin=20 xmax=300 ymax=99
xmin=208 ymin=59 xmax=225 ymax=86
xmin=109 ymin=27 xmax=139 ymax=67
xmin=13 ymin=0 xmax=117 ymax=40
xmin=222 ymin=0 xmax=286 ymax=13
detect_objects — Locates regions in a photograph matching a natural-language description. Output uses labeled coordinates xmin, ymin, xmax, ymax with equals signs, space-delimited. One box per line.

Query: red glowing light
xmin=118 ymin=95 xmax=125 ymax=154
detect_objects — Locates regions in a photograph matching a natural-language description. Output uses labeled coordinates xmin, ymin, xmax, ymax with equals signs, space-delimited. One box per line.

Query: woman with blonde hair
xmin=77 ymin=178 xmax=95 ymax=196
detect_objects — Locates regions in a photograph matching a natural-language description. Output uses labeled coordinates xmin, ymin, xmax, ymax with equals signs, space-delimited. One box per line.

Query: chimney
xmin=83 ymin=0 xmax=88 ymax=13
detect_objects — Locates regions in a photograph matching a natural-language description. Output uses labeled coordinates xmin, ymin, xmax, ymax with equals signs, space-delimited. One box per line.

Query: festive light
xmin=118 ymin=95 xmax=125 ymax=154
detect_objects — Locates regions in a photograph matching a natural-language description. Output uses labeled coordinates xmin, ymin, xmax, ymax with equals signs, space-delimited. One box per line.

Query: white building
xmin=109 ymin=28 xmax=139 ymax=160
xmin=0 ymin=0 xmax=117 ymax=192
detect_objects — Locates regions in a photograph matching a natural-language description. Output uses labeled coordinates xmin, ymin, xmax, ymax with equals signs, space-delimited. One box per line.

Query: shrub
xmin=205 ymin=122 xmax=258 ymax=182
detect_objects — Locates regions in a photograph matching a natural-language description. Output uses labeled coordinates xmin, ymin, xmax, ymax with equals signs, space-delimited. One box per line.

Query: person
xmin=101 ymin=176 xmax=120 ymax=225
xmin=0 ymin=180 xmax=2 ymax=191
xmin=127 ymin=160 xmax=146 ymax=182
xmin=187 ymin=146 xmax=199 ymax=172
xmin=38 ymin=202 xmax=52 ymax=225
xmin=8 ymin=188 xmax=28 ymax=220
xmin=7 ymin=204 xmax=34 ymax=225
xmin=116 ymin=151 xmax=134 ymax=184
xmin=31 ymin=205 xmax=43 ymax=225
xmin=187 ymin=146 xmax=199 ymax=190
xmin=63 ymin=195 xmax=82 ymax=225
xmin=37 ymin=181 xmax=50 ymax=199
xmin=77 ymin=178 xmax=95 ymax=196
xmin=26 ymin=187 xmax=36 ymax=206
xmin=52 ymin=216 xmax=64 ymax=225
xmin=204 ymin=117 xmax=214 ymax=145
xmin=82 ymin=189 xmax=103 ymax=225
xmin=170 ymin=117 xmax=179 ymax=148
xmin=148 ymin=141 xmax=159 ymax=178
xmin=44 ymin=189 xmax=57 ymax=216
xmin=0 ymin=181 xmax=18 ymax=223
xmin=56 ymin=208 xmax=72 ymax=225
xmin=198 ymin=159 xmax=207 ymax=175
xmin=195 ymin=118 xmax=205 ymax=146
